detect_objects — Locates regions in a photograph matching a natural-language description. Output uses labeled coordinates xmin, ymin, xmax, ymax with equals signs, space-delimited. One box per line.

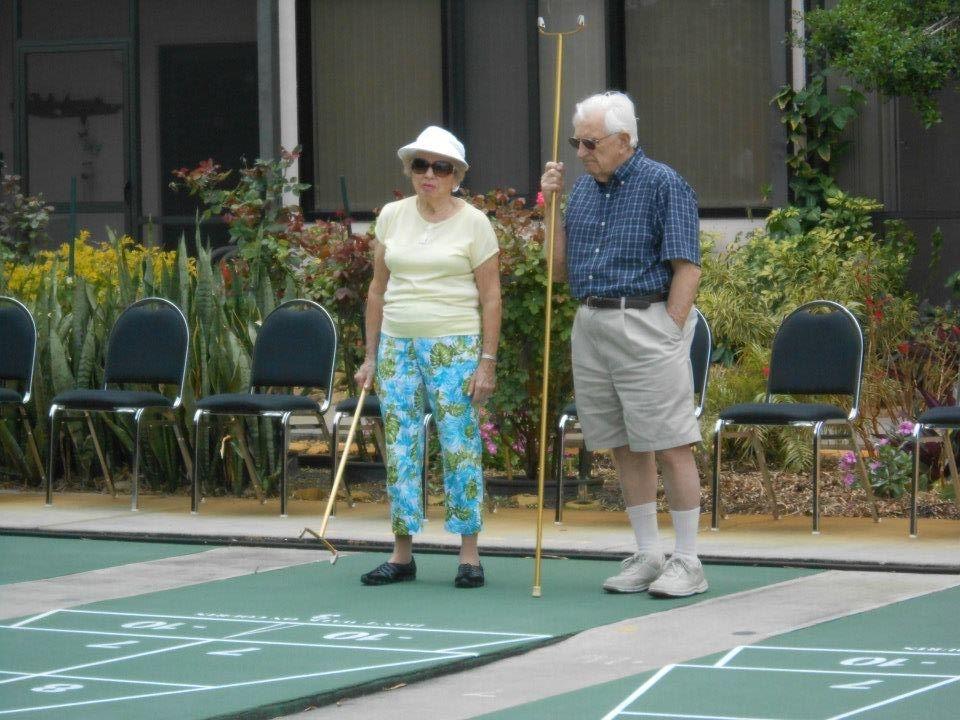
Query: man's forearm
xmin=666 ymin=260 xmax=701 ymax=325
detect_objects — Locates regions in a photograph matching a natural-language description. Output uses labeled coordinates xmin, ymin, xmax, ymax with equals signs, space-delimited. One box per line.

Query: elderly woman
xmin=355 ymin=126 xmax=501 ymax=589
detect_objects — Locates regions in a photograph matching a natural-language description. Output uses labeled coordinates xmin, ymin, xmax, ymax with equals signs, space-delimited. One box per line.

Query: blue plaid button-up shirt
xmin=564 ymin=149 xmax=700 ymax=299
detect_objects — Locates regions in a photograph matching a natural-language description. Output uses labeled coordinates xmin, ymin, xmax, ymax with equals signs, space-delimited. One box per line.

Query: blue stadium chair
xmin=711 ymin=300 xmax=879 ymax=533
xmin=192 ymin=299 xmax=336 ymax=517
xmin=0 ymin=296 xmax=45 ymax=483
xmin=47 ymin=297 xmax=192 ymax=510
xmin=910 ymin=406 xmax=960 ymax=537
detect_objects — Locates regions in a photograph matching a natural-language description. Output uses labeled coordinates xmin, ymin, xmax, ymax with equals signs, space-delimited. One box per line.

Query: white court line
xmin=61 ymin=608 xmax=543 ymax=638
xmin=620 ymin=712 xmax=779 ymax=719
xmin=0 ymin=670 xmax=208 ymax=689
xmin=713 ymin=646 xmax=745 ymax=668
xmin=0 ymin=625 xmax=475 ymax=658
xmin=676 ymin=663 xmax=959 ymax=680
xmin=600 ymin=664 xmax=676 ymax=720
xmin=747 ymin=645 xmax=960 ymax=658
xmin=0 ymin=621 xmax=283 ymax=688
xmin=0 ymin=652 xmax=455 ymax=716
xmin=826 ymin=675 xmax=960 ymax=720
xmin=8 ymin=611 xmax=58 ymax=629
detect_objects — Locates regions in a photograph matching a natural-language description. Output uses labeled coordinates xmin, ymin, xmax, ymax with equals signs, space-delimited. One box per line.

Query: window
xmin=309 ymin=0 xmax=443 ymax=212
xmin=623 ymin=0 xmax=786 ymax=209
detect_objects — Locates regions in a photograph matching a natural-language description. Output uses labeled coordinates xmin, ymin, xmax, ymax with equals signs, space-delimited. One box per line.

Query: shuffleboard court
xmin=0 ymin=551 xmax=817 ymax=719
xmin=479 ymin=582 xmax=960 ymax=719
xmin=0 ymin=536 xmax=209 ymax=585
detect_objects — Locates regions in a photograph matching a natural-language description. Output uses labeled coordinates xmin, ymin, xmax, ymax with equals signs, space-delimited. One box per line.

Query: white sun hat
xmin=397 ymin=126 xmax=469 ymax=170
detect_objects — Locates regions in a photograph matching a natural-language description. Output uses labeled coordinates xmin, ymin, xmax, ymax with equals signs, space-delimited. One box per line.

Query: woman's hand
xmin=467 ymin=358 xmax=496 ymax=406
xmin=355 ymin=358 xmax=376 ymax=391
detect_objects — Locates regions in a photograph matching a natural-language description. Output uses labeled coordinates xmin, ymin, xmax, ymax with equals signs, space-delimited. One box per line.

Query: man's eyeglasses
xmin=568 ymin=133 xmax=618 ymax=151
xmin=411 ymin=158 xmax=455 ymax=177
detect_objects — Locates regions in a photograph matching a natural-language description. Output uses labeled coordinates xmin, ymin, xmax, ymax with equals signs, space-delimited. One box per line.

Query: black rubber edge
xmin=2 ymin=527 xmax=957 ymax=575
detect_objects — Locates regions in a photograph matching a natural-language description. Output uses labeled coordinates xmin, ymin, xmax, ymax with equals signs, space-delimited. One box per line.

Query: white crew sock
xmin=626 ymin=502 xmax=660 ymax=556
xmin=670 ymin=507 xmax=701 ymax=561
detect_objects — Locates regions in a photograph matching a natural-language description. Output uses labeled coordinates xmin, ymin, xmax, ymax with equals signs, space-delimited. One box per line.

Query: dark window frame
xmin=606 ymin=0 xmax=791 ymax=216
xmin=295 ymin=0 xmax=541 ymax=220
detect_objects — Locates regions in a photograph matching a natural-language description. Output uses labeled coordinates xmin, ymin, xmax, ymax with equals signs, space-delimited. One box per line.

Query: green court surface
xmin=0 ymin=551 xmax=816 ymax=719
xmin=0 ymin=535 xmax=208 ymax=585
xmin=479 ymin=584 xmax=960 ymax=720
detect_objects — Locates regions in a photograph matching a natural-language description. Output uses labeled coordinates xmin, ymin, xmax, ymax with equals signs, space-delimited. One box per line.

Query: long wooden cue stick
xmin=302 ymin=384 xmax=369 ymax=563
xmin=532 ymin=15 xmax=585 ymax=598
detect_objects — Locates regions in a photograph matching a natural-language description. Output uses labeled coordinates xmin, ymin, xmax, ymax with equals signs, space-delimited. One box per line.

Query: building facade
xmin=2 ymin=0 xmax=956 ymax=300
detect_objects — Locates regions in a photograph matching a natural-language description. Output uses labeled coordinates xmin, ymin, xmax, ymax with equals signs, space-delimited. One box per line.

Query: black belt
xmin=581 ymin=292 xmax=668 ymax=310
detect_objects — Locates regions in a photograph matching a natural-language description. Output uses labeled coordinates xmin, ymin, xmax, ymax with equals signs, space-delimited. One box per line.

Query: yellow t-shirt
xmin=376 ymin=196 xmax=499 ymax=338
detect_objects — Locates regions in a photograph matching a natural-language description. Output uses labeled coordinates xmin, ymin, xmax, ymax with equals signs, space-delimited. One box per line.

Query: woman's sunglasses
xmin=411 ymin=158 xmax=455 ymax=177
xmin=567 ymin=133 xmax=618 ymax=151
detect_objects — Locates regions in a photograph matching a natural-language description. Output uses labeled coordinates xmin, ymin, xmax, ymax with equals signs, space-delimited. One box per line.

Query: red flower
xmin=762 ymin=366 xmax=770 ymax=378
xmin=897 ymin=342 xmax=910 ymax=355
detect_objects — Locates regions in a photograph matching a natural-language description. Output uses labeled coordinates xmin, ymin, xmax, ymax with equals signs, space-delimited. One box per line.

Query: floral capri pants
xmin=376 ymin=334 xmax=484 ymax=536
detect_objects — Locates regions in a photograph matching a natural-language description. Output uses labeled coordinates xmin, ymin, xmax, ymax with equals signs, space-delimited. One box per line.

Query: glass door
xmin=17 ymin=43 xmax=132 ymax=245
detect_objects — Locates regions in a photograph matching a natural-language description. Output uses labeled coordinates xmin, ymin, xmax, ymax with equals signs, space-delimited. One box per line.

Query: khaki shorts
xmin=570 ymin=302 xmax=702 ymax=453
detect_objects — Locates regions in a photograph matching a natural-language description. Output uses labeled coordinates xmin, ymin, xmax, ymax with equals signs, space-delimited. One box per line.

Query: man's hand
xmin=541 ymin=161 xmax=565 ymax=197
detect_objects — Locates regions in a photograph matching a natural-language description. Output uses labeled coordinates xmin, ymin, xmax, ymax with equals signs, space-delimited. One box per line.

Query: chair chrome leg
xmin=85 ymin=412 xmax=116 ymax=498
xmin=812 ymin=421 xmax=824 ymax=534
xmin=280 ymin=412 xmax=292 ymax=517
xmin=19 ymin=405 xmax=46 ymax=485
xmin=711 ymin=419 xmax=723 ymax=530
xmin=910 ymin=423 xmax=922 ymax=538
xmin=847 ymin=421 xmax=879 ymax=523
xmin=553 ymin=418 xmax=566 ymax=525
xmin=192 ymin=410 xmax=204 ymax=514
xmin=942 ymin=429 xmax=960 ymax=516
xmin=131 ymin=410 xmax=145 ymax=511
xmin=171 ymin=416 xmax=193 ymax=481
xmin=751 ymin=432 xmax=779 ymax=520
xmin=46 ymin=405 xmax=59 ymax=506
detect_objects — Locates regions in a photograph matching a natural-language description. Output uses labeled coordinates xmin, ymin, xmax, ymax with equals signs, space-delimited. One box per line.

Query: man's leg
xmin=649 ymin=444 xmax=708 ymax=597
xmin=602 ymin=446 xmax=665 ymax=593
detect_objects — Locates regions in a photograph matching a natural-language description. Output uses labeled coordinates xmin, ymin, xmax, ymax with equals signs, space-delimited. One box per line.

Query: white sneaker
xmin=602 ymin=552 xmax=665 ymax=593
xmin=647 ymin=555 xmax=708 ymax=597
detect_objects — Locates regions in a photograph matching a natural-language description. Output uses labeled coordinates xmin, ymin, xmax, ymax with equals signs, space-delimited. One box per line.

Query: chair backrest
xmin=690 ymin=308 xmax=712 ymax=418
xmin=0 ymin=296 xmax=38 ymax=401
xmin=104 ymin=298 xmax=190 ymax=395
xmin=250 ymin=299 xmax=337 ymax=407
xmin=767 ymin=300 xmax=864 ymax=404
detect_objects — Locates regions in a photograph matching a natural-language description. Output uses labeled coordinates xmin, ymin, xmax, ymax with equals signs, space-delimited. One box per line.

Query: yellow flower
xmin=3 ymin=230 xmax=187 ymax=302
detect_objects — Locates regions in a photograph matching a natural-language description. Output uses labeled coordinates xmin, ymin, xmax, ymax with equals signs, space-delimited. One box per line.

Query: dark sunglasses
xmin=568 ymin=133 xmax=618 ymax=151
xmin=410 ymin=158 xmax=455 ymax=177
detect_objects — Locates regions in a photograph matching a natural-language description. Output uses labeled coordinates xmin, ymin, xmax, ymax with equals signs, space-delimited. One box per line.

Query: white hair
xmin=572 ymin=91 xmax=638 ymax=148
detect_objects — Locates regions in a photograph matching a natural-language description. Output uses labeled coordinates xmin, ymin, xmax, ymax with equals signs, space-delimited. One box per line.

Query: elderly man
xmin=541 ymin=91 xmax=706 ymax=597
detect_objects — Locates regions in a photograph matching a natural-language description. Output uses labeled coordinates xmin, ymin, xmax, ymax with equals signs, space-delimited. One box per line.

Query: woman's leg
xmin=415 ymin=336 xmax=485 ymax=552
xmin=376 ymin=335 xmax=428 ymax=556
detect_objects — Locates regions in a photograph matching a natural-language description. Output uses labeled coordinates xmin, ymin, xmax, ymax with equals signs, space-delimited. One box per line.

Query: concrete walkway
xmin=2 ymin=490 xmax=957 ymax=570
xmin=2 ymin=490 xmax=959 ymax=719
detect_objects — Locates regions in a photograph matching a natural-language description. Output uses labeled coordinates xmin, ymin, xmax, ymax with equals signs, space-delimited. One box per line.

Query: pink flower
xmin=839 ymin=451 xmax=857 ymax=470
xmin=898 ymin=421 xmax=915 ymax=436
xmin=536 ymin=191 xmax=545 ymax=207
xmin=842 ymin=473 xmax=856 ymax=488
xmin=869 ymin=461 xmax=882 ymax=471
xmin=876 ymin=437 xmax=890 ymax=447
